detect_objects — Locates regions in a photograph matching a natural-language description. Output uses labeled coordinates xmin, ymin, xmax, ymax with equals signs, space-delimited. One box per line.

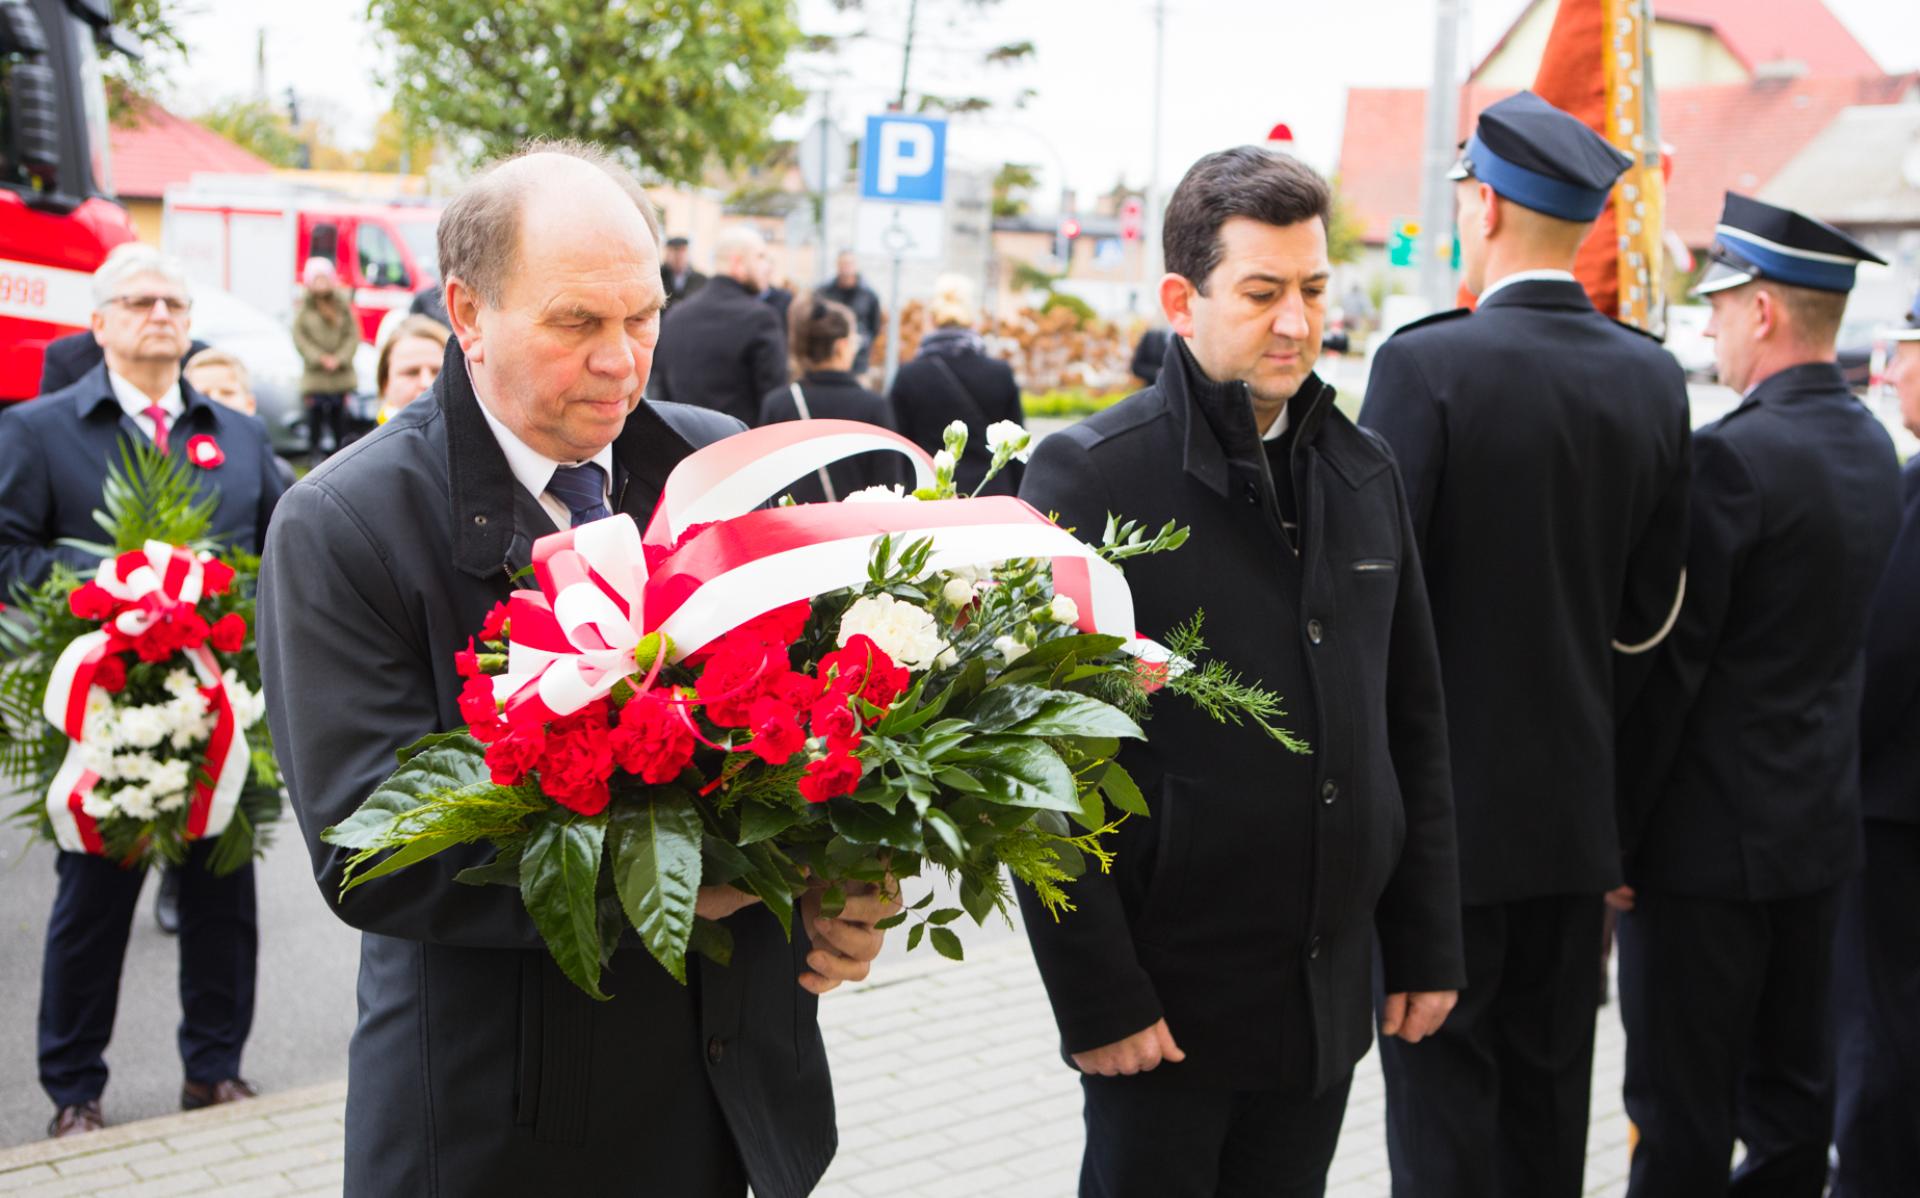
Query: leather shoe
xmin=180 ymin=1078 xmax=257 ymax=1111
xmin=154 ymin=866 xmax=181 ymax=935
xmin=49 ymin=1100 xmax=104 ymax=1138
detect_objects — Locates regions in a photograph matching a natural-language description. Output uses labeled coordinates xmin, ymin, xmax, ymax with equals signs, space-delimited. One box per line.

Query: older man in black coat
xmin=0 ymin=243 xmax=283 ymax=1137
xmin=1357 ymin=93 xmax=1692 ymax=1198
xmin=652 ymin=226 xmax=787 ymax=425
xmin=1017 ymin=147 xmax=1463 ymax=1198
xmin=257 ymin=144 xmax=891 ymax=1198
xmin=1615 ymin=195 xmax=1902 ymax=1198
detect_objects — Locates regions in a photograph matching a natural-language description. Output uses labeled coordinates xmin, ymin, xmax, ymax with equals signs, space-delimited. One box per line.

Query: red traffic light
xmin=1061 ymin=217 xmax=1082 ymax=240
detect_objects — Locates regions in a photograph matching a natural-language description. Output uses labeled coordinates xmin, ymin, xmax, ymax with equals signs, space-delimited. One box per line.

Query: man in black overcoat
xmin=1830 ymin=287 xmax=1920 ymax=1197
xmin=1017 ymin=146 xmax=1465 ymax=1198
xmin=1614 ymin=193 xmax=1902 ymax=1197
xmin=1356 ymin=92 xmax=1692 ymax=1198
xmin=652 ymin=226 xmax=788 ymax=425
xmin=0 ymin=243 xmax=283 ymax=1137
xmin=257 ymin=144 xmax=892 ymax=1198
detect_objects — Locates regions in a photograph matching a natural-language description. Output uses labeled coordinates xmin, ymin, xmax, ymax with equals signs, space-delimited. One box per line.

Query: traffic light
xmin=1057 ymin=216 xmax=1082 ymax=266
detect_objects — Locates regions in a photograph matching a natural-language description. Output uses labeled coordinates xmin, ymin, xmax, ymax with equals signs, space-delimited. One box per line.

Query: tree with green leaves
xmin=819 ymin=0 xmax=1035 ymax=116
xmin=992 ymin=161 xmax=1038 ymax=219
xmin=366 ymin=0 xmax=805 ymax=181
xmin=101 ymin=0 xmax=186 ymax=121
xmin=195 ymin=98 xmax=306 ymax=169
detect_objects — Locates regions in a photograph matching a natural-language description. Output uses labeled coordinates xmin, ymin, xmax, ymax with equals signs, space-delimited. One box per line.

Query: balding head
xmin=714 ymin=225 xmax=772 ymax=293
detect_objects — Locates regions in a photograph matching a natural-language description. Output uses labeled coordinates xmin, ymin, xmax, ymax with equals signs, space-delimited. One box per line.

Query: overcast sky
xmin=159 ymin=0 xmax=1920 ymax=204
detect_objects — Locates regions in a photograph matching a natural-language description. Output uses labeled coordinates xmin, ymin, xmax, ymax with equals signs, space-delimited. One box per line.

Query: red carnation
xmin=735 ymin=600 xmax=811 ymax=648
xmin=185 ymin=435 xmax=225 ymax=469
xmin=820 ymin=635 xmax=909 ymax=714
xmin=454 ymin=638 xmax=482 ymax=679
xmin=799 ymin=751 xmax=863 ymax=804
xmin=459 ymin=676 xmax=507 ymax=742
xmin=92 ymin=653 xmax=128 ymax=694
xmin=536 ymin=705 xmax=616 ymax=816
xmin=69 ymin=582 xmax=115 ymax=621
xmin=611 ymin=689 xmax=697 ymax=784
xmin=209 ymin=612 xmax=247 ymax=654
xmin=484 ymin=724 xmax=546 ymax=786
xmin=694 ymin=641 xmax=774 ymax=728
xmin=201 ymin=558 xmax=236 ymax=596
xmin=479 ymin=601 xmax=510 ymax=642
xmin=745 ymin=697 xmax=806 ymax=765
xmin=809 ymin=695 xmax=860 ymax=751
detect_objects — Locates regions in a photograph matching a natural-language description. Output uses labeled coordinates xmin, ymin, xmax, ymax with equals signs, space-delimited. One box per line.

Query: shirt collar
xmin=468 ymin=364 xmax=614 ymax=503
xmin=1261 ymin=403 xmax=1290 ymax=442
xmin=1476 ymin=268 xmax=1578 ymax=303
xmin=107 ymin=369 xmax=183 ymax=422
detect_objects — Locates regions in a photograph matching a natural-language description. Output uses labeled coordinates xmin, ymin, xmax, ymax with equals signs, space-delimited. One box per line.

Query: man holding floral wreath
xmin=258 ymin=142 xmax=893 ymax=1197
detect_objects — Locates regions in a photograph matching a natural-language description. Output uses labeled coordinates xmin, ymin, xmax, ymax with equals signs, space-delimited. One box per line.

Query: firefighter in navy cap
xmin=1831 ymin=286 xmax=1920 ymax=1198
xmin=1613 ymin=194 xmax=1902 ymax=1197
xmin=1359 ymin=89 xmax=1693 ymax=1198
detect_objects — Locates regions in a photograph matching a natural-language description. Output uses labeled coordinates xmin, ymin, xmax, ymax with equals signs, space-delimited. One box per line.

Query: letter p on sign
xmin=861 ymin=115 xmax=947 ymax=206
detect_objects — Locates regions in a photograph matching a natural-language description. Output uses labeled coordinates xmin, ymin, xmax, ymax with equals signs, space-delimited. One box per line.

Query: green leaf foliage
xmin=520 ymin=817 xmax=610 ymax=1000
xmin=929 ymin=926 xmax=964 ymax=960
xmin=1099 ymin=762 xmax=1150 ymax=818
xmin=609 ymin=788 xmax=705 ymax=984
xmin=323 ymin=740 xmax=494 ymax=851
xmin=952 ymin=736 xmax=1080 ymax=811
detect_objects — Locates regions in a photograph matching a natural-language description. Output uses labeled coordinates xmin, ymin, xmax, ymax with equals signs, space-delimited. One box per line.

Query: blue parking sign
xmin=860 ymin=115 xmax=947 ymax=205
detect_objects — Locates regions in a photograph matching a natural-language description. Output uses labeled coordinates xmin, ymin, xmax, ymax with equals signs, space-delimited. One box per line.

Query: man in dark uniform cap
xmin=1359 ymin=90 xmax=1692 ymax=1198
xmin=1615 ymin=194 xmax=1901 ymax=1197
xmin=1830 ymin=286 xmax=1920 ymax=1198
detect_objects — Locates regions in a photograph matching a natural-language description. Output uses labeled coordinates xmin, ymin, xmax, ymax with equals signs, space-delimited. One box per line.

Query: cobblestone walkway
xmin=0 ymin=938 xmax=1632 ymax=1197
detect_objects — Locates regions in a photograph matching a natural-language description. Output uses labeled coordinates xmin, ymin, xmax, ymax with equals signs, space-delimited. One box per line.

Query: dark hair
xmin=790 ymin=292 xmax=856 ymax=368
xmin=1162 ymin=147 xmax=1331 ymax=293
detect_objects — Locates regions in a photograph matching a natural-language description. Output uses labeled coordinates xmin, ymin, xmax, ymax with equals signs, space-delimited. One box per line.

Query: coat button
xmin=1308 ymin=935 xmax=1323 ymax=960
xmin=1243 ymin=482 xmax=1259 ymax=505
xmin=706 ymin=1036 xmax=726 ymax=1065
xmin=1321 ymin=779 xmax=1338 ymax=805
xmin=1307 ymin=618 xmax=1324 ymax=645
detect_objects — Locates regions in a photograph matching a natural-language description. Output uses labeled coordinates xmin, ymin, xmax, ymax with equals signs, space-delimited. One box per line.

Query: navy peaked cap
xmin=1448 ymin=91 xmax=1632 ymax=222
xmin=1696 ymin=192 xmax=1885 ymax=297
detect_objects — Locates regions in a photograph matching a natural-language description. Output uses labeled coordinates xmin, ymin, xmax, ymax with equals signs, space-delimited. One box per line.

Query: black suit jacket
xmin=1619 ymin=362 xmax=1901 ymax=899
xmin=653 ymin=276 xmax=788 ymax=426
xmin=1860 ymin=460 xmax=1920 ymax=824
xmin=0 ymin=362 xmax=283 ymax=593
xmin=37 ymin=330 xmax=213 ymax=397
xmin=757 ymin=369 xmax=908 ymax=503
xmin=888 ymin=347 xmax=1026 ymax=495
xmin=1016 ymin=339 xmax=1463 ymax=1094
xmin=1358 ymin=279 xmax=1692 ymax=904
xmin=257 ymin=340 xmax=835 ymax=1197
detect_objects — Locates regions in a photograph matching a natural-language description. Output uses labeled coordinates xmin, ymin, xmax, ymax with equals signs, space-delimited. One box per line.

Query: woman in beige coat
xmin=291 ymin=257 xmax=361 ymax=461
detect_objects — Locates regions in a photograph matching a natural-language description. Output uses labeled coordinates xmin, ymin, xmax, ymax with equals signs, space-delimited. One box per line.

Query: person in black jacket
xmin=888 ymin=275 xmax=1026 ymax=495
xmin=1357 ymin=92 xmax=1692 ymax=1198
xmin=660 ymin=234 xmax=709 ymax=312
xmin=652 ymin=226 xmax=788 ymax=426
xmin=1016 ymin=146 xmax=1463 ymax=1198
xmin=818 ymin=250 xmax=883 ymax=374
xmin=257 ymin=145 xmax=893 ymax=1198
xmin=1614 ymin=194 xmax=1902 ymax=1198
xmin=757 ymin=293 xmax=906 ymax=502
xmin=0 ymin=243 xmax=284 ymax=1139
xmin=1830 ymin=288 xmax=1920 ymax=1198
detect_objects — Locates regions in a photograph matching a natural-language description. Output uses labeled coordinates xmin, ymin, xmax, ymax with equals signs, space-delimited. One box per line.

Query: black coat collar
xmin=439 ymin=338 xmax=697 ymax=580
xmin=72 ymin=360 xmax=222 ymax=432
xmin=1742 ymin=360 xmax=1850 ymax=409
xmin=1160 ymin=336 xmax=1336 ymax=498
xmin=1475 ymin=277 xmax=1593 ymax=313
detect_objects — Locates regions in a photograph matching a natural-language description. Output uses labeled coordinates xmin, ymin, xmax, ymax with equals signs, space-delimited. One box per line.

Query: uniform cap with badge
xmin=1694 ymin=192 xmax=1886 ymax=297
xmin=1446 ymin=90 xmax=1633 ymax=223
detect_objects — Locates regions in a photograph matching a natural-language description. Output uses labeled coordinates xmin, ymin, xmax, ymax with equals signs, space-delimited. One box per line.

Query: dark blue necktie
xmin=546 ymin=462 xmax=611 ymax=527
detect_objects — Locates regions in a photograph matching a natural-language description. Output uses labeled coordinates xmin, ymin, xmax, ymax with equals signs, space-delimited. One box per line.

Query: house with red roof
xmin=1335 ymin=0 xmax=1918 ymax=295
xmin=107 ymin=103 xmax=274 ymax=243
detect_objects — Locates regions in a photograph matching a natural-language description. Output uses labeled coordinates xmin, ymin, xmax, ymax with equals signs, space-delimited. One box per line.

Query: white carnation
xmin=986 ymin=420 xmax=1033 ymax=463
xmin=940 ymin=576 xmax=976 ymax=607
xmin=115 ymin=706 xmax=168 ymax=751
xmin=80 ymin=793 xmax=116 ymax=820
xmin=163 ymin=669 xmax=198 ymax=699
xmin=935 ymin=647 xmax=959 ymax=669
xmin=942 ymin=420 xmax=969 ymax=456
xmin=844 ymin=484 xmax=909 ymax=504
xmin=1049 ymin=594 xmax=1079 ymax=625
xmin=114 ymin=784 xmax=157 ymax=821
xmin=993 ymin=636 xmax=1030 ymax=664
xmin=837 ymin=593 xmax=946 ymax=670
xmin=146 ymin=758 xmax=192 ymax=801
xmin=933 ymin=449 xmax=957 ymax=477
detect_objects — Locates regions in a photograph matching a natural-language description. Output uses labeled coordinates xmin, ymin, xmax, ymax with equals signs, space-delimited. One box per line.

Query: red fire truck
xmin=0 ymin=0 xmax=138 ymax=402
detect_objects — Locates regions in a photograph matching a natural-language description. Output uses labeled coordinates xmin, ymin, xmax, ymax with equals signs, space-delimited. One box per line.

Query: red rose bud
xmin=186 ymin=435 xmax=225 ymax=469
xmin=209 ymin=613 xmax=247 ymax=654
xmin=201 ymin=558 xmax=236 ymax=595
xmin=69 ymin=582 xmax=115 ymax=621
xmin=745 ymin=697 xmax=806 ymax=765
xmin=92 ymin=654 xmax=128 ymax=693
xmin=799 ymin=751 xmax=863 ymax=804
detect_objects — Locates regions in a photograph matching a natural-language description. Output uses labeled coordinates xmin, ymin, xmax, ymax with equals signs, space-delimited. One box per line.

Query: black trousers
xmin=305 ymin=392 xmax=348 ymax=457
xmin=1833 ymin=821 xmax=1920 ymax=1198
xmin=38 ymin=842 xmax=258 ymax=1107
xmin=1377 ymin=893 xmax=1606 ymax=1198
xmin=1079 ymin=1071 xmax=1354 ymax=1198
xmin=1618 ymin=885 xmax=1839 ymax=1198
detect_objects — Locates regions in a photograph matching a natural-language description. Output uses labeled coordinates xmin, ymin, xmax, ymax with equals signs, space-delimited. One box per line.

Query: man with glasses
xmin=0 ymin=242 xmax=285 ymax=1137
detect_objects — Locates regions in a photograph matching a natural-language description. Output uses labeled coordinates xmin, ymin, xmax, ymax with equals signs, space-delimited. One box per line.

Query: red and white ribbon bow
xmin=42 ymin=542 xmax=249 ymax=855
xmin=497 ymin=419 xmax=1160 ymax=724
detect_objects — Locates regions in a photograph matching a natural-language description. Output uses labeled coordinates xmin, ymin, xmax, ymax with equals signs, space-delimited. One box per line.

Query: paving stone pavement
xmin=0 ymin=937 xmax=1633 ymax=1198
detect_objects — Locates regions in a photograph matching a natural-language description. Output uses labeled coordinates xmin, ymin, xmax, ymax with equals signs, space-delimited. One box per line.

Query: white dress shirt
xmin=1476 ymin=268 xmax=1578 ymax=304
xmin=108 ymin=370 xmax=184 ymax=447
xmin=473 ymin=387 xmax=615 ymax=531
